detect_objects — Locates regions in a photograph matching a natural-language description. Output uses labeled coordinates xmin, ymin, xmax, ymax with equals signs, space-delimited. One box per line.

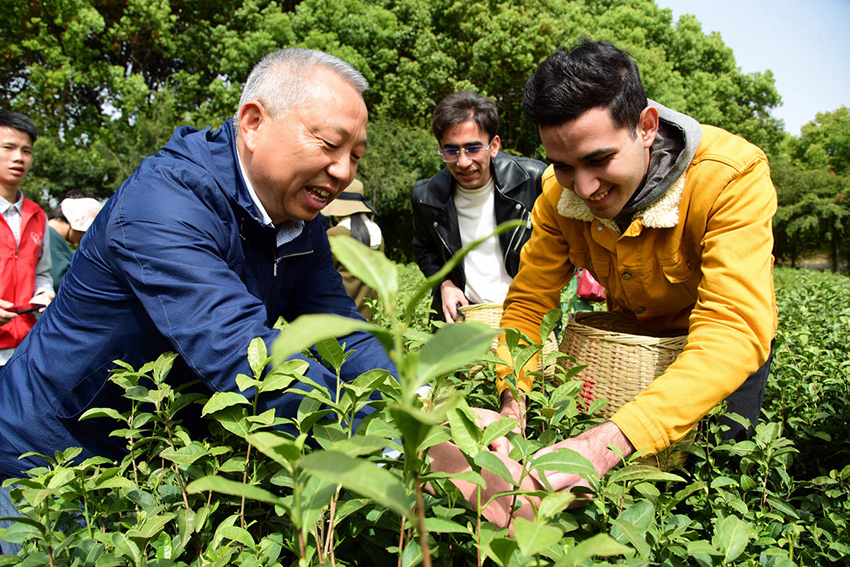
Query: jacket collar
xmin=556 ymin=172 xmax=686 ymax=234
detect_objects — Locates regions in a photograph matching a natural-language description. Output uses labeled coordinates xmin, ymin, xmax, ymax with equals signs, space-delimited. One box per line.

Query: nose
xmin=456 ymin=150 xmax=474 ymax=168
xmin=326 ymin=155 xmax=354 ymax=184
xmin=572 ymin=169 xmax=600 ymax=199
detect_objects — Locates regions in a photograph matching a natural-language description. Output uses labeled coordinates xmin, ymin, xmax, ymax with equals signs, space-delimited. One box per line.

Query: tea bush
xmin=1 ymin=246 xmax=848 ymax=566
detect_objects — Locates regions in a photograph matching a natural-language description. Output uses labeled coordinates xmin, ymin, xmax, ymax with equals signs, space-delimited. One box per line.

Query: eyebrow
xmin=580 ymin=147 xmax=617 ymax=161
xmin=441 ymin=141 xmax=486 ymax=149
xmin=547 ymin=147 xmax=617 ymax=165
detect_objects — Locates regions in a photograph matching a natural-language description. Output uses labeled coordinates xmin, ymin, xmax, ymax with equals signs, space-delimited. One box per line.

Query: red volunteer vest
xmin=0 ymin=197 xmax=46 ymax=349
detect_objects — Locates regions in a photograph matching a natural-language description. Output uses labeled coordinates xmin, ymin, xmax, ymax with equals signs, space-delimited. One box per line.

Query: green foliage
xmin=2 ymin=251 xmax=849 ymax=565
xmin=3 ymin=0 xmax=795 ymax=263
xmin=771 ymin=156 xmax=850 ymax=272
xmin=788 ymin=107 xmax=850 ymax=177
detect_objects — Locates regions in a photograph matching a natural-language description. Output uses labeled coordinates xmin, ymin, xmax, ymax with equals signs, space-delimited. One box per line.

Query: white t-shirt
xmin=454 ymin=178 xmax=512 ymax=304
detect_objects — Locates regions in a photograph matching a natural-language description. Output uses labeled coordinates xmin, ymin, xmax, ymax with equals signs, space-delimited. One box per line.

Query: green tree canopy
xmin=2 ymin=0 xmax=790 ymax=261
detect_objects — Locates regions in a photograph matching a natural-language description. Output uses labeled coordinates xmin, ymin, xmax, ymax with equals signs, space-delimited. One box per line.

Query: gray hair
xmin=234 ymin=48 xmax=368 ymax=123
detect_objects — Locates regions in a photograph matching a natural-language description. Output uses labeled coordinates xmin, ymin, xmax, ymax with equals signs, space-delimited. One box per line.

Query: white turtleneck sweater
xmin=454 ymin=178 xmax=512 ymax=304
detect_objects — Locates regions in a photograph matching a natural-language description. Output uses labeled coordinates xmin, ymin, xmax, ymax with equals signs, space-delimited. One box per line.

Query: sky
xmin=655 ymin=0 xmax=850 ymax=136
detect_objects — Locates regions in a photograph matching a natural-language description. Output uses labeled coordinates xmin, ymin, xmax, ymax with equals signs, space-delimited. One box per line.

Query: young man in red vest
xmin=0 ymin=110 xmax=54 ymax=367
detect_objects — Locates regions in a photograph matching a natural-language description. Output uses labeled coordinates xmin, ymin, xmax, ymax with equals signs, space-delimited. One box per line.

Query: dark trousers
xmin=719 ymin=342 xmax=774 ymax=442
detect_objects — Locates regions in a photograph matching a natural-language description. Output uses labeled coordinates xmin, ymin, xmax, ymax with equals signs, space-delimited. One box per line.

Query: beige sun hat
xmin=322 ymin=179 xmax=375 ymax=217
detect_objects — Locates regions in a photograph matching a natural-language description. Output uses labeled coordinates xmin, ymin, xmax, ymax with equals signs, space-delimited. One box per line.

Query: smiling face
xmin=440 ymin=120 xmax=500 ymax=190
xmin=237 ymin=67 xmax=368 ymax=224
xmin=0 ymin=126 xmax=34 ymax=201
xmin=539 ymin=106 xmax=658 ymax=219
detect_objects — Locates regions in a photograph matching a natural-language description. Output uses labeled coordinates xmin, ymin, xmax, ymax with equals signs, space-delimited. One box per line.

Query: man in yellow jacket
xmin=429 ymin=39 xmax=777 ymax=524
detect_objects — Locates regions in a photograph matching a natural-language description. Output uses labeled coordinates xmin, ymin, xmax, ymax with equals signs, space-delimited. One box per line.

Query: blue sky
xmin=655 ymin=0 xmax=850 ymax=136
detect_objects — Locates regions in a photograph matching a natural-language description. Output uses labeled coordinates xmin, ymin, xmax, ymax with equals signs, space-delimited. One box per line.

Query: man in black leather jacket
xmin=412 ymin=90 xmax=547 ymax=322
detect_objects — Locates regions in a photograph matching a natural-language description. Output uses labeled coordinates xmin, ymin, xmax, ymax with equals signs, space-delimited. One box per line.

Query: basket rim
xmin=565 ymin=312 xmax=687 ymax=348
xmin=457 ymin=302 xmax=503 ymax=313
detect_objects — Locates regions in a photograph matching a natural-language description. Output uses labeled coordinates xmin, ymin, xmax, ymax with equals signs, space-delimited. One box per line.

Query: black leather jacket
xmin=411 ymin=152 xmax=547 ymax=317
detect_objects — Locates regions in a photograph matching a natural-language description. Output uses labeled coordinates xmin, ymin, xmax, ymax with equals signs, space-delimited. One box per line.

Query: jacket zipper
xmin=273 ymin=249 xmax=313 ymax=276
xmin=506 ymin=209 xmax=531 ymax=255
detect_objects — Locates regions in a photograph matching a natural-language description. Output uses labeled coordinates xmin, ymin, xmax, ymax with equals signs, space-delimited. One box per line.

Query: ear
xmin=637 ymin=106 xmax=659 ymax=149
xmin=238 ymin=101 xmax=266 ymax=153
xmin=489 ymin=134 xmax=501 ymax=156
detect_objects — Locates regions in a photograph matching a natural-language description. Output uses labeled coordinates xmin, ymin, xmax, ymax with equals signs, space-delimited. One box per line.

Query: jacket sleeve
xmin=33 ymin=216 xmax=54 ymax=296
xmin=106 ymin=170 xmax=393 ymax=414
xmin=411 ymin=180 xmax=446 ymax=280
xmin=611 ymin=151 xmax=777 ymax=454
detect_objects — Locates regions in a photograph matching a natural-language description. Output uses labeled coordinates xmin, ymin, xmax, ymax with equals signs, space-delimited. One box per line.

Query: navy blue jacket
xmin=0 ymin=121 xmax=394 ymax=478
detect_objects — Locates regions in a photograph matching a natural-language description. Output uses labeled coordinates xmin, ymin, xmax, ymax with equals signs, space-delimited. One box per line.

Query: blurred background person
xmin=322 ymin=179 xmax=383 ymax=320
xmin=0 ymin=110 xmax=53 ymax=368
xmin=47 ymin=192 xmax=103 ymax=291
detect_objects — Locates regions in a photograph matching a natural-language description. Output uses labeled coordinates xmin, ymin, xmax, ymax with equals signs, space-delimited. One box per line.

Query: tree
xmin=788 ymin=106 xmax=850 ymax=176
xmin=3 ymin=0 xmax=788 ymax=261
xmin=772 ymin=156 xmax=849 ymax=272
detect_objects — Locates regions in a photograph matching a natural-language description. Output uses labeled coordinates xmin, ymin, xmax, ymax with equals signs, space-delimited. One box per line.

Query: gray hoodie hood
xmin=614 ymin=100 xmax=702 ymax=229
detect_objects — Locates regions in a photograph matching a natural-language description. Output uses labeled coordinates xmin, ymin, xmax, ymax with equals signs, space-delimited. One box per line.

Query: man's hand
xmin=484 ymin=389 xmax=525 ymax=456
xmin=0 ymin=299 xmax=16 ymax=326
xmin=30 ymin=291 xmax=55 ymax=310
xmin=530 ymin=421 xmax=634 ymax=495
xmin=440 ymin=280 xmax=467 ymax=323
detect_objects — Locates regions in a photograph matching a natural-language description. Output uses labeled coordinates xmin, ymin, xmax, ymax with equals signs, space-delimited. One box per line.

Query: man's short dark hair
xmin=432 ymin=90 xmax=499 ymax=143
xmin=0 ymin=110 xmax=38 ymax=143
xmin=522 ymin=39 xmax=647 ymax=133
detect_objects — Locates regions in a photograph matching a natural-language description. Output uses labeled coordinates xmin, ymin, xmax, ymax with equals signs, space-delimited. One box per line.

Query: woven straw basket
xmin=457 ymin=303 xmax=559 ymax=378
xmin=560 ymin=311 xmax=693 ymax=469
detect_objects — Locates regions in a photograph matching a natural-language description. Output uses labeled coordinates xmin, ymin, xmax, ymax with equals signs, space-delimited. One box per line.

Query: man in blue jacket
xmin=0 ymin=49 xmax=393 ymax=481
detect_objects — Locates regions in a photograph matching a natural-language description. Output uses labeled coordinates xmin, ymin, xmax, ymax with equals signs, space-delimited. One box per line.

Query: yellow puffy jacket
xmin=498 ymin=124 xmax=778 ymax=454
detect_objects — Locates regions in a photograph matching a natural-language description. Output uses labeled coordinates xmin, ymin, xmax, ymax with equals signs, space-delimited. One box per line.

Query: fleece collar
xmin=556 ymin=172 xmax=686 ymax=235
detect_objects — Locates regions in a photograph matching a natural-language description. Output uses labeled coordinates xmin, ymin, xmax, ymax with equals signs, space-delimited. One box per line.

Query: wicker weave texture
xmin=560 ymin=311 xmax=692 ymax=469
xmin=560 ymin=311 xmax=687 ymax=419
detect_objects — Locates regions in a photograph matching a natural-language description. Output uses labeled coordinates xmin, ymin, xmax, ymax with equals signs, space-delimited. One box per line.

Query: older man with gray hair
xmin=0 ymin=48 xmax=393 ymax=489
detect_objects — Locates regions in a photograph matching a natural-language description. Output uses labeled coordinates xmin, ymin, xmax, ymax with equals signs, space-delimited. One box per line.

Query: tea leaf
xmin=186 ymin=476 xmax=289 ymax=509
xmin=424 ymin=516 xmax=470 ymax=535
xmin=536 ymin=492 xmax=577 ymax=522
xmin=314 ymin=336 xmax=347 ymax=370
xmin=482 ymin=416 xmax=520 ymax=448
xmin=558 ymin=533 xmax=631 ymax=565
xmin=531 ymin=448 xmax=598 ymax=481
xmin=201 ymin=392 xmax=250 ymax=416
xmin=716 ymin=515 xmax=754 ymax=563
xmin=514 ymin=517 xmax=563 ymax=558
xmin=247 ymin=431 xmax=302 ymax=467
xmin=473 ymin=451 xmax=515 ymax=486
xmin=159 ymin=442 xmax=208 ymax=465
xmin=330 ymin=235 xmax=399 ymax=307
xmin=247 ymin=337 xmax=269 ymax=378
xmin=447 ymin=407 xmax=482 ymax=458
xmin=298 ymin=450 xmax=411 ymax=518
xmin=415 ymin=322 xmax=497 ymax=389
xmin=111 ymin=533 xmax=142 ymax=563
xmin=272 ymin=313 xmax=392 ymax=363
xmin=219 ymin=525 xmax=256 ymax=551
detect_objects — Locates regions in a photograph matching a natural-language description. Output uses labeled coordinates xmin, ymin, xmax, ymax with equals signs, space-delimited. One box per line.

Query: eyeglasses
xmin=438 ymin=142 xmax=492 ymax=163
